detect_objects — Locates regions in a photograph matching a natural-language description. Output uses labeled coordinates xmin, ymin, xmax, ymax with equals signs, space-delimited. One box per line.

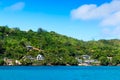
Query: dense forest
xmin=0 ymin=26 xmax=120 ymax=66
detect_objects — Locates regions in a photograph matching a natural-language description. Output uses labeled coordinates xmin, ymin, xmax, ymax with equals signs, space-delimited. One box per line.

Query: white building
xmin=36 ymin=54 xmax=44 ymax=60
xmin=82 ymin=55 xmax=91 ymax=59
xmin=15 ymin=60 xmax=22 ymax=65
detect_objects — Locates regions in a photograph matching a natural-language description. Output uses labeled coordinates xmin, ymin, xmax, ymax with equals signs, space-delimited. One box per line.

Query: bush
xmin=0 ymin=59 xmax=4 ymax=65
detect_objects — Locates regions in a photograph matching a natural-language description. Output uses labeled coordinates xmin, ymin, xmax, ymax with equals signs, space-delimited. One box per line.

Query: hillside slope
xmin=0 ymin=26 xmax=120 ymax=66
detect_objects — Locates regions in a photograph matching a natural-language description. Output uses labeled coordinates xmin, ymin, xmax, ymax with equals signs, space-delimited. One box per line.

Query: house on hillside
xmin=22 ymin=55 xmax=35 ymax=61
xmin=36 ymin=54 xmax=44 ymax=60
xmin=82 ymin=55 xmax=91 ymax=60
xmin=26 ymin=46 xmax=33 ymax=51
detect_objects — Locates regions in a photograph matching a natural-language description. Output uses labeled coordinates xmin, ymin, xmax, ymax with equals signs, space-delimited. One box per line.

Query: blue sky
xmin=0 ymin=0 xmax=120 ymax=41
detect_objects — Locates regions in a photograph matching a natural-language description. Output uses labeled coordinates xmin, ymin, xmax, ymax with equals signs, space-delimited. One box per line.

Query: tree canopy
xmin=0 ymin=26 xmax=120 ymax=66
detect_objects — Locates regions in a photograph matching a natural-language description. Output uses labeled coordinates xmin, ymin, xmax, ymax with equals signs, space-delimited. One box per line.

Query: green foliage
xmin=99 ymin=56 xmax=109 ymax=66
xmin=0 ymin=40 xmax=5 ymax=54
xmin=0 ymin=59 xmax=4 ymax=65
xmin=112 ymin=55 xmax=120 ymax=65
xmin=20 ymin=58 xmax=33 ymax=65
xmin=1 ymin=26 xmax=120 ymax=66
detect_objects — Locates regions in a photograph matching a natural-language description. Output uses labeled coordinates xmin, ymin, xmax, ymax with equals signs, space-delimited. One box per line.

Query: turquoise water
xmin=0 ymin=66 xmax=120 ymax=80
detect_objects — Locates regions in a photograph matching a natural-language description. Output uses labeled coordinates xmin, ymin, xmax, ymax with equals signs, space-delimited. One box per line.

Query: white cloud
xmin=71 ymin=0 xmax=120 ymax=20
xmin=4 ymin=2 xmax=25 ymax=11
xmin=71 ymin=0 xmax=120 ymax=38
xmin=71 ymin=4 xmax=97 ymax=20
xmin=101 ymin=11 xmax=120 ymax=26
xmin=102 ymin=26 xmax=120 ymax=38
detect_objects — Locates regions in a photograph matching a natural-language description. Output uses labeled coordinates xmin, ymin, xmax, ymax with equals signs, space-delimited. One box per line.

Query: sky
xmin=0 ymin=0 xmax=120 ymax=41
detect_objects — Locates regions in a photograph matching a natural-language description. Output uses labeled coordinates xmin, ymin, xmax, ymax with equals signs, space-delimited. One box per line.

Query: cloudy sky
xmin=0 ymin=0 xmax=120 ymax=40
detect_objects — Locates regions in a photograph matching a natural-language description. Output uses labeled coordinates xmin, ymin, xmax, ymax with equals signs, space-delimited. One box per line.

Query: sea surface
xmin=0 ymin=66 xmax=120 ymax=80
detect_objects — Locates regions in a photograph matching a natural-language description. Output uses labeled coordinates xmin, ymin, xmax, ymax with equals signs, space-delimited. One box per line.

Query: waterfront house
xmin=4 ymin=58 xmax=14 ymax=65
xmin=84 ymin=59 xmax=95 ymax=64
xmin=15 ymin=60 xmax=22 ymax=65
xmin=77 ymin=55 xmax=100 ymax=66
xmin=77 ymin=59 xmax=83 ymax=64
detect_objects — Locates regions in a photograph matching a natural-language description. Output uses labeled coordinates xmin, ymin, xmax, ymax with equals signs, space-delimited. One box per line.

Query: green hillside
xmin=0 ymin=26 xmax=120 ymax=66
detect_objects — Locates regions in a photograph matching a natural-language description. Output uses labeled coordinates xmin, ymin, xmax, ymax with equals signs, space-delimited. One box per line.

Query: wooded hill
xmin=0 ymin=26 xmax=120 ymax=66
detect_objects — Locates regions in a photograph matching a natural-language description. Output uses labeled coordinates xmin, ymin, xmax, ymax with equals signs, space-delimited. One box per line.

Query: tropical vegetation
xmin=0 ymin=26 xmax=120 ymax=66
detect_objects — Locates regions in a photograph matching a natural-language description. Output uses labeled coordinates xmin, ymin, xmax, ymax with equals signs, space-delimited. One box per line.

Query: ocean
xmin=0 ymin=66 xmax=120 ymax=80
